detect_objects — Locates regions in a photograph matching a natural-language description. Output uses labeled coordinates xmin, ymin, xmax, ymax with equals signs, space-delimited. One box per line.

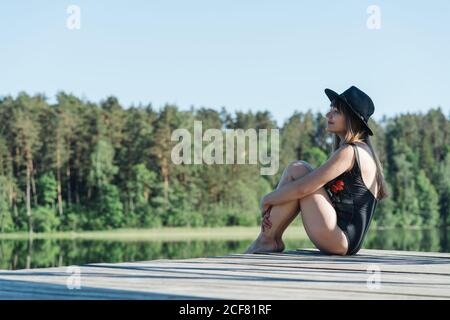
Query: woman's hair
xmin=330 ymin=99 xmax=389 ymax=201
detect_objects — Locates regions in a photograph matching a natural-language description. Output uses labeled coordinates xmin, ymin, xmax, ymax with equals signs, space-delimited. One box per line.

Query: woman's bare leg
xmin=268 ymin=161 xmax=314 ymax=250
xmin=244 ymin=161 xmax=312 ymax=254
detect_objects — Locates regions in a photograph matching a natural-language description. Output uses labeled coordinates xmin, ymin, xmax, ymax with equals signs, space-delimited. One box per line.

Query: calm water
xmin=1 ymin=227 xmax=449 ymax=270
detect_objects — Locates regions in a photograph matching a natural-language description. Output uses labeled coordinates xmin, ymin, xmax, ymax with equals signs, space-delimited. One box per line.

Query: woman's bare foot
xmin=245 ymin=212 xmax=285 ymax=254
xmin=244 ymin=240 xmax=278 ymax=254
xmin=244 ymin=235 xmax=278 ymax=254
xmin=275 ymin=237 xmax=285 ymax=252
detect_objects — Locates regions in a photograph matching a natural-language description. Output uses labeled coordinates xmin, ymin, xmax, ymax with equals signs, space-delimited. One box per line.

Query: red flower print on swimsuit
xmin=330 ymin=179 xmax=345 ymax=193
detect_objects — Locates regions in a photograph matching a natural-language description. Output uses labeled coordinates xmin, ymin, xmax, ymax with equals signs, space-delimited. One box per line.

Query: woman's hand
xmin=260 ymin=194 xmax=273 ymax=231
xmin=262 ymin=209 xmax=272 ymax=231
xmin=260 ymin=195 xmax=272 ymax=217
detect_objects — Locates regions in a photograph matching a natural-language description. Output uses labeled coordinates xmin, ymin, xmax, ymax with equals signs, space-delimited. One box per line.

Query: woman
xmin=245 ymin=85 xmax=389 ymax=256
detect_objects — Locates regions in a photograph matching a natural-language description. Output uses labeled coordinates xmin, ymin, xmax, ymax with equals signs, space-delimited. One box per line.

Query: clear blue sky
xmin=1 ymin=0 xmax=449 ymax=127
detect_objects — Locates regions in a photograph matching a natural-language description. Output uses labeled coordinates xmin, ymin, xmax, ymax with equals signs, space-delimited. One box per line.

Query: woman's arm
xmin=262 ymin=145 xmax=355 ymax=207
xmin=263 ymin=177 xmax=309 ymax=207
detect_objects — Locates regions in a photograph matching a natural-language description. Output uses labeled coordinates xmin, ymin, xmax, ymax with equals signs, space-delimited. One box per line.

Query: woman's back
xmin=325 ymin=141 xmax=379 ymax=255
xmin=352 ymin=142 xmax=378 ymax=200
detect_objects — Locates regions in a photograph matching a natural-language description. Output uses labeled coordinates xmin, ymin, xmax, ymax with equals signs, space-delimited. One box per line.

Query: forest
xmin=0 ymin=92 xmax=448 ymax=234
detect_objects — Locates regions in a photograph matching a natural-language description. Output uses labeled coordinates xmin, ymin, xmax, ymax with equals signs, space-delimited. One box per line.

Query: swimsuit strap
xmin=353 ymin=143 xmax=362 ymax=171
xmin=346 ymin=142 xmax=361 ymax=174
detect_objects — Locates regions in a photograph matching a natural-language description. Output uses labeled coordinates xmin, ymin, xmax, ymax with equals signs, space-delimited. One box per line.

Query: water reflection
xmin=0 ymin=228 xmax=448 ymax=270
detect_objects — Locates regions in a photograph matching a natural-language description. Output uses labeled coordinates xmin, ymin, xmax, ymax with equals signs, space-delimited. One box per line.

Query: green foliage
xmin=127 ymin=164 xmax=157 ymax=207
xmin=225 ymin=180 xmax=259 ymax=226
xmin=435 ymin=149 xmax=450 ymax=226
xmin=303 ymin=146 xmax=328 ymax=167
xmin=374 ymin=184 xmax=397 ymax=227
xmin=202 ymin=205 xmax=229 ymax=227
xmin=88 ymin=139 xmax=118 ymax=189
xmin=32 ymin=207 xmax=60 ymax=232
xmin=97 ymin=184 xmax=124 ymax=229
xmin=37 ymin=172 xmax=57 ymax=207
xmin=60 ymin=204 xmax=89 ymax=231
xmin=416 ymin=170 xmax=440 ymax=226
xmin=137 ymin=206 xmax=163 ymax=228
xmin=0 ymin=176 xmax=14 ymax=232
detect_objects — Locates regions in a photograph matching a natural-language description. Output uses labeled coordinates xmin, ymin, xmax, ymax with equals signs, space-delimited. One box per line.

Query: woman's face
xmin=325 ymin=103 xmax=346 ymax=135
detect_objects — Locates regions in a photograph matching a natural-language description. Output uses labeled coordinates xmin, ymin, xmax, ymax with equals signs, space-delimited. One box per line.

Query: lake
xmin=0 ymin=227 xmax=448 ymax=270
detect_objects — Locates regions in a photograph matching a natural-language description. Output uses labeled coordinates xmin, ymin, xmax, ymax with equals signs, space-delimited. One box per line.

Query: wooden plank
xmin=0 ymin=248 xmax=449 ymax=299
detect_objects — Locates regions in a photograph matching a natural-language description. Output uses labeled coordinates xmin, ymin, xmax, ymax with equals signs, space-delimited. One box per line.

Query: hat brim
xmin=324 ymin=88 xmax=374 ymax=136
xmin=324 ymin=88 xmax=340 ymax=103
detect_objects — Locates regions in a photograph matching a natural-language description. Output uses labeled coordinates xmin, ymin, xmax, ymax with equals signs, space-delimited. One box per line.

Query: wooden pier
xmin=1 ymin=248 xmax=449 ymax=299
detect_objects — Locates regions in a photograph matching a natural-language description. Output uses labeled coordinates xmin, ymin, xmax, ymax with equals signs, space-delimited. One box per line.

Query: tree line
xmin=0 ymin=92 xmax=448 ymax=234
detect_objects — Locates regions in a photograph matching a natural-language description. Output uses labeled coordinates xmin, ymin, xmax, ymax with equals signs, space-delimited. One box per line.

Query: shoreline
xmin=0 ymin=225 xmax=447 ymax=241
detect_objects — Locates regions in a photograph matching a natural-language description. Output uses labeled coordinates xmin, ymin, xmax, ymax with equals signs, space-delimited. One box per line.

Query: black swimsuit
xmin=325 ymin=142 xmax=378 ymax=255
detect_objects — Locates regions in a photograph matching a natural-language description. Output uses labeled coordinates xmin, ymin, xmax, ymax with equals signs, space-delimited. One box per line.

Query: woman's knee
xmin=287 ymin=160 xmax=314 ymax=178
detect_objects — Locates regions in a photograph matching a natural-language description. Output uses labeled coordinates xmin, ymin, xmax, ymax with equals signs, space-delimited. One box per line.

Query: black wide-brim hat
xmin=324 ymin=85 xmax=375 ymax=136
